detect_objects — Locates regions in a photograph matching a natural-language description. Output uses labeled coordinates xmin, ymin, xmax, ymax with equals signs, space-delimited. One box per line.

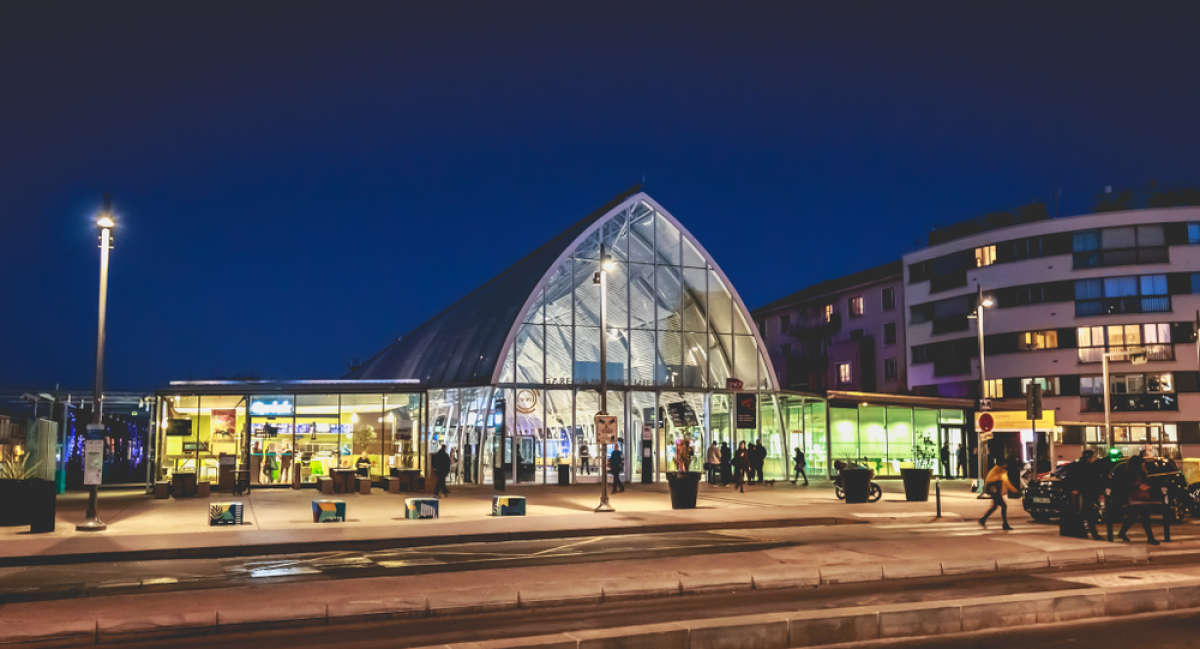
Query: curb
xmin=0 ymin=543 xmax=1157 ymax=647
xmin=0 ymin=516 xmax=863 ymax=568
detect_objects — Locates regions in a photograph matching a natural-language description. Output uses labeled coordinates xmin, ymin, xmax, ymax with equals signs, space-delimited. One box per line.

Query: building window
xmin=975 ymin=245 xmax=997 ymax=267
xmin=1075 ymin=274 xmax=1171 ymax=317
xmin=1077 ymin=322 xmax=1173 ymax=363
xmin=1105 ymin=372 xmax=1174 ymax=395
xmin=882 ymin=287 xmax=896 ymax=310
xmin=1073 ymin=225 xmax=1168 ymax=268
xmin=884 ymin=358 xmax=898 ymax=380
xmin=849 ymin=296 xmax=864 ymax=318
xmin=1190 ymin=223 xmax=1200 ymax=244
xmin=824 ymin=304 xmax=834 ymax=322
xmin=1080 ymin=376 xmax=1104 ymax=396
xmin=780 ymin=313 xmax=790 ymax=333
xmin=983 ymin=379 xmax=1003 ymax=399
xmin=1021 ymin=377 xmax=1061 ymax=396
xmin=1020 ymin=330 xmax=1058 ymax=351
xmin=837 ymin=362 xmax=852 ymax=385
xmin=884 ymin=322 xmax=897 ymax=345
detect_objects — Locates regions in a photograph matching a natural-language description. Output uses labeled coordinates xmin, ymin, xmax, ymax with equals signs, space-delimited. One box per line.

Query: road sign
xmin=979 ymin=431 xmax=994 ymax=442
xmin=83 ymin=439 xmax=104 ymax=486
xmin=594 ymin=414 xmax=618 ymax=444
xmin=725 ymin=378 xmax=744 ymax=391
xmin=978 ymin=412 xmax=995 ymax=434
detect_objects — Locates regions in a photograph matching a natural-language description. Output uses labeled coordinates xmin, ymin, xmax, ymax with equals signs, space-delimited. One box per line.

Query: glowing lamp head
xmin=350 ymin=413 xmax=359 ymax=424
xmin=96 ymin=214 xmax=115 ymax=229
xmin=981 ymin=298 xmax=994 ymax=308
xmin=602 ymin=256 xmax=615 ymax=272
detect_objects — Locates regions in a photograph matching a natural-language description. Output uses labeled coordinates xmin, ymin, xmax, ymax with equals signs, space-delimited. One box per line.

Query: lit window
xmin=1147 ymin=373 xmax=1174 ymax=393
xmin=824 ymin=304 xmax=833 ymax=321
xmin=983 ymin=379 xmax=1003 ymax=399
xmin=1021 ymin=377 xmax=1060 ymax=396
xmin=849 ymin=296 xmax=864 ymax=318
xmin=1021 ymin=330 xmax=1058 ymax=351
xmin=837 ymin=362 xmax=852 ymax=385
xmin=1081 ymin=376 xmax=1104 ymax=395
xmin=975 ymin=245 xmax=997 ymax=267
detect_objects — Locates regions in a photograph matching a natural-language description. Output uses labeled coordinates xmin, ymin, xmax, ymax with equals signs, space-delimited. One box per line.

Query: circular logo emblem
xmin=515 ymin=389 xmax=540 ymax=415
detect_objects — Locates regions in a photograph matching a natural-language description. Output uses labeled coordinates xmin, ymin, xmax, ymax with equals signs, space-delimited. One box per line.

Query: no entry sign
xmin=977 ymin=412 xmax=994 ymax=433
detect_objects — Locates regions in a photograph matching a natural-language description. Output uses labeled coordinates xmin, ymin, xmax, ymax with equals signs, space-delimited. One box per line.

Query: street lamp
xmin=595 ymin=243 xmax=615 ymax=513
xmin=968 ymin=285 xmax=993 ymax=490
xmin=78 ymin=197 xmax=115 ymax=532
xmin=1101 ymin=347 xmax=1148 ymax=452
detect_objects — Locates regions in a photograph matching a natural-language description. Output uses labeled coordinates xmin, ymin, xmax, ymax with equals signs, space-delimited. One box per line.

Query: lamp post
xmin=970 ymin=285 xmax=994 ymax=490
xmin=78 ymin=197 xmax=115 ymax=532
xmin=595 ymin=243 xmax=615 ymax=513
xmin=1101 ymin=347 xmax=1148 ymax=452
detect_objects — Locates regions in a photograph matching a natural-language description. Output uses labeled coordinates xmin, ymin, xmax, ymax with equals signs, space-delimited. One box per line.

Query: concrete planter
xmin=901 ymin=468 xmax=933 ymax=502
xmin=666 ymin=472 xmax=701 ymax=509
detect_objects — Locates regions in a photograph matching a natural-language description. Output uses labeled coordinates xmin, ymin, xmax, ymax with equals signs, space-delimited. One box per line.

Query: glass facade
xmin=827 ymin=404 xmax=969 ymax=478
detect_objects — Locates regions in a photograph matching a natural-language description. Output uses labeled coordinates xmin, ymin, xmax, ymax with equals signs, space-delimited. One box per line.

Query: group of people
xmin=700 ymin=439 xmax=772 ymax=493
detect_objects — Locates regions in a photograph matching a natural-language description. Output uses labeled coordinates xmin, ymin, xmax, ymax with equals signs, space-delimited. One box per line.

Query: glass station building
xmin=152 ymin=189 xmax=822 ymax=489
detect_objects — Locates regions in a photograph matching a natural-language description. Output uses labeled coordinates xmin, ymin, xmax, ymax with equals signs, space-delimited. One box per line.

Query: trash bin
xmin=900 ymin=468 xmax=932 ymax=502
xmin=666 ymin=471 xmax=701 ymax=509
xmin=557 ymin=463 xmax=570 ymax=486
xmin=28 ymin=479 xmax=56 ymax=533
xmin=841 ymin=468 xmax=872 ymax=504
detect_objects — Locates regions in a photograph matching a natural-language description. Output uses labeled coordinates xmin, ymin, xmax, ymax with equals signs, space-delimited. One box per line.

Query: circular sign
xmin=978 ymin=412 xmax=994 ymax=433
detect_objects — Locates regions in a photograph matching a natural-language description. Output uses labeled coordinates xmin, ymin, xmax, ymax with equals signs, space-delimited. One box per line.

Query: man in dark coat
xmin=1067 ymin=449 xmax=1103 ymax=540
xmin=609 ymin=441 xmax=625 ymax=493
xmin=432 ymin=444 xmax=451 ymax=497
xmin=752 ymin=439 xmax=767 ymax=483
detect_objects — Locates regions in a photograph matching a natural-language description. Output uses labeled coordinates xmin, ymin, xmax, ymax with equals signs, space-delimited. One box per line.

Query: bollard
xmin=935 ymin=480 xmax=941 ymax=518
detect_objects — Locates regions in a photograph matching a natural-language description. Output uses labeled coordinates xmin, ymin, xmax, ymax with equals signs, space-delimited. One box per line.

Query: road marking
xmin=532 ymin=536 xmax=605 ymax=556
xmin=854 ymin=512 xmax=960 ymax=519
xmin=1053 ymin=566 xmax=1200 ymax=588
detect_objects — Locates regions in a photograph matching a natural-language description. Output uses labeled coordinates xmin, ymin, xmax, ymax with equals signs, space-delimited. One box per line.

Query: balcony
xmin=1075 ymin=297 xmax=1171 ymax=317
xmin=933 ymin=357 xmax=973 ymax=377
xmin=1077 ymin=344 xmax=1174 ymax=364
xmin=787 ymin=312 xmax=841 ymax=341
xmin=1080 ymin=393 xmax=1179 ymax=413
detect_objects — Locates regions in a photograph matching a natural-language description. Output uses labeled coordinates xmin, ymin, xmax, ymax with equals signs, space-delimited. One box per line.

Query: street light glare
xmin=602 ymin=257 xmax=615 ymax=272
xmin=96 ymin=215 xmax=115 ymax=229
xmin=981 ymin=298 xmax=994 ymax=307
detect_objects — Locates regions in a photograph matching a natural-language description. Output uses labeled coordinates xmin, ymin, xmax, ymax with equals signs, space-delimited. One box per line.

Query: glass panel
xmin=512 ymin=388 xmax=542 ymax=481
xmin=628 ymin=201 xmax=656 ymax=263
xmin=662 ymin=392 xmax=703 ymax=474
xmin=656 ymin=329 xmax=682 ymax=387
xmin=249 ymin=394 xmax=296 ymax=485
xmin=574 ymin=229 xmax=600 ymax=259
xmin=574 ymin=259 xmax=600 ymax=328
xmin=938 ymin=409 xmax=965 ymax=424
xmin=858 ymin=406 xmax=887 ymax=471
xmin=515 ymin=324 xmax=545 ymax=384
xmin=602 ymin=208 xmax=628 ymax=261
xmin=656 ymin=265 xmax=682 ymax=331
xmin=607 ymin=329 xmax=630 ymax=386
xmin=760 ymin=395 xmax=784 ymax=480
xmin=654 ymin=211 xmax=681 ymax=265
xmin=522 ymin=288 xmax=544 ymax=324
xmin=546 ymin=390 xmax=574 ymax=481
xmin=804 ymin=401 xmax=828 ymax=476
xmin=1073 ymin=231 xmax=1100 ymax=252
xmin=1141 ymin=274 xmax=1167 ymax=295
xmin=295 ymin=394 xmax=341 ymax=484
xmin=575 ymin=389 xmax=601 ymax=483
xmin=914 ymin=409 xmax=940 ymax=473
xmin=499 ymin=341 xmax=514 ymax=383
xmin=574 ymin=326 xmax=600 ymax=385
xmin=682 ymin=236 xmax=706 ymax=268
xmin=733 ymin=335 xmax=758 ymax=388
xmin=197 ymin=394 xmax=244 ymax=484
xmin=758 ymin=353 xmax=773 ymax=391
xmin=704 ymin=333 xmax=728 ymax=387
xmin=682 ymin=267 xmax=707 ymax=332
xmin=162 ymin=395 xmax=200 ymax=483
xmin=1104 ymin=276 xmax=1138 ymax=297
xmin=630 ymin=391 xmax=658 ymax=482
xmin=1138 ymin=225 xmax=1165 ymax=246
xmin=628 ymin=263 xmax=656 ymax=330
xmin=710 ymin=393 xmax=733 ymax=448
xmin=383 ymin=393 xmax=421 ymax=476
xmin=733 ymin=303 xmax=752 ymax=335
xmin=886 ymin=407 xmax=915 ymax=477
xmin=340 ymin=394 xmax=384 ymax=480
xmin=830 ymin=407 xmax=859 ymax=464
xmin=707 ymin=269 xmax=733 ymax=334
xmin=545 ymin=324 xmax=572 ymax=384
xmin=1103 ymin=226 xmax=1136 ymax=249
xmin=1075 ymin=279 xmax=1103 ymax=300
xmin=683 ymin=332 xmax=707 ymax=388
xmin=606 ymin=261 xmax=629 ymax=330
xmin=630 ymin=329 xmax=656 ymax=388
xmin=545 ymin=259 xmax=573 ymax=326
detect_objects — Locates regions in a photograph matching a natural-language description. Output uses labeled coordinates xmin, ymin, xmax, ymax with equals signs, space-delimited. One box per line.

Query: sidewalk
xmin=0 ymin=479 xmax=987 ymax=565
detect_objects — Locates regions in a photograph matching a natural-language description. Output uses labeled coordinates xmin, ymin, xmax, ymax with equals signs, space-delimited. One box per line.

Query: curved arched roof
xmin=348 ymin=188 xmax=777 ymax=390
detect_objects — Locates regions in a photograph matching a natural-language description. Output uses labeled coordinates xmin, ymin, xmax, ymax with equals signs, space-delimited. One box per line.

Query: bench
xmin=405 ymin=497 xmax=439 ymax=520
xmin=356 ymin=476 xmax=372 ymax=495
xmin=492 ymin=495 xmax=526 ymax=517
xmin=209 ymin=502 xmax=244 ymax=525
xmin=382 ymin=476 xmax=402 ymax=494
xmin=317 ymin=476 xmax=335 ymax=495
xmin=312 ymin=499 xmax=346 ymax=523
xmin=154 ymin=480 xmax=170 ymax=500
xmin=197 ymin=481 xmax=211 ymax=498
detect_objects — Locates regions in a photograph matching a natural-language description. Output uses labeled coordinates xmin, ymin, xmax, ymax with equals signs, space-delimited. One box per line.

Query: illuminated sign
xmin=250 ymin=399 xmax=293 ymax=416
xmin=973 ymin=410 xmax=1054 ymax=431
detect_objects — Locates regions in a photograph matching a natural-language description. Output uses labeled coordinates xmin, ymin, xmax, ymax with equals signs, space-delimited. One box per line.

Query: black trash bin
xmin=557 ymin=463 xmax=570 ymax=486
xmin=900 ymin=468 xmax=932 ymax=502
xmin=666 ymin=471 xmax=701 ymax=509
xmin=840 ymin=468 xmax=872 ymax=504
xmin=28 ymin=479 xmax=56 ymax=533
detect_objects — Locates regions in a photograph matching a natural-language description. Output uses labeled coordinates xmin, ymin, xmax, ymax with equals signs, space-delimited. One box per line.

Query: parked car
xmin=1022 ymin=457 xmax=1189 ymax=523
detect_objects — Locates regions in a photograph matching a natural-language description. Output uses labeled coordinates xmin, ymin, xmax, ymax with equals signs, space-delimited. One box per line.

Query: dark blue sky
xmin=3 ymin=2 xmax=1198 ymax=390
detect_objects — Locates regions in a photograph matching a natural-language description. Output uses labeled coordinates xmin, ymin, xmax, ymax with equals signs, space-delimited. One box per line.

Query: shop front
xmin=151 ymin=381 xmax=425 ymax=490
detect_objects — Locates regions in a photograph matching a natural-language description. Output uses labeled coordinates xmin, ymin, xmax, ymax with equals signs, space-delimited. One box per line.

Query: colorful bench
xmin=312 ymin=499 xmax=346 ymax=523
xmin=492 ymin=495 xmax=526 ymax=517
xmin=209 ymin=502 xmax=244 ymax=526
xmin=405 ymin=497 xmax=439 ymax=520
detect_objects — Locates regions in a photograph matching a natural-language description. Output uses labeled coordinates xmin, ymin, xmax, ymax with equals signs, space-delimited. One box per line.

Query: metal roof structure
xmin=348 ymin=188 xmax=778 ymax=390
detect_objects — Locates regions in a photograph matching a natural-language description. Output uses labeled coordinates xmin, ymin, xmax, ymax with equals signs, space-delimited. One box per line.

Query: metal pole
xmin=78 ymin=218 xmax=111 ymax=532
xmin=596 ymin=243 xmax=614 ymax=513
xmin=976 ymin=291 xmax=987 ymax=490
xmin=936 ymin=479 xmax=942 ymax=518
xmin=1103 ymin=352 xmax=1111 ymax=450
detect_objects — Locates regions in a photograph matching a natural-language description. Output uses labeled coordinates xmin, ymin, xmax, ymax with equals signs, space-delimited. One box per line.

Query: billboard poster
xmin=211 ymin=409 xmax=237 ymax=441
xmin=736 ymin=393 xmax=757 ymax=429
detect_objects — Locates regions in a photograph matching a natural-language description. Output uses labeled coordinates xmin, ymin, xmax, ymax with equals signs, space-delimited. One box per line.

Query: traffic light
xmin=1025 ymin=384 xmax=1043 ymax=420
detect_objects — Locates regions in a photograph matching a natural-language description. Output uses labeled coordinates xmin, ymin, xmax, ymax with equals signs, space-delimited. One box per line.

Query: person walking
xmin=734 ymin=441 xmax=749 ymax=493
xmin=979 ymin=458 xmax=1018 ymax=530
xmin=1117 ymin=455 xmax=1160 ymax=545
xmin=579 ymin=442 xmax=591 ymax=475
xmin=432 ymin=444 xmax=451 ymax=497
xmin=1067 ymin=449 xmax=1104 ymax=540
xmin=752 ymin=439 xmax=766 ymax=484
xmin=719 ymin=441 xmax=732 ymax=486
xmin=940 ymin=444 xmax=951 ymax=477
xmin=610 ymin=441 xmax=625 ymax=493
xmin=706 ymin=442 xmax=721 ymax=485
xmin=792 ymin=447 xmax=808 ymax=485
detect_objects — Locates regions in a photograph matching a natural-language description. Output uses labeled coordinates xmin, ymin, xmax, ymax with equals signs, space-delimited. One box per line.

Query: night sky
xmin=3 ymin=2 xmax=1199 ymax=390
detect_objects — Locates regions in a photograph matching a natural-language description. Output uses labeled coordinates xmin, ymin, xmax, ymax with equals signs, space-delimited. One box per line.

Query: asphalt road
xmin=112 ymin=562 xmax=1200 ymax=649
